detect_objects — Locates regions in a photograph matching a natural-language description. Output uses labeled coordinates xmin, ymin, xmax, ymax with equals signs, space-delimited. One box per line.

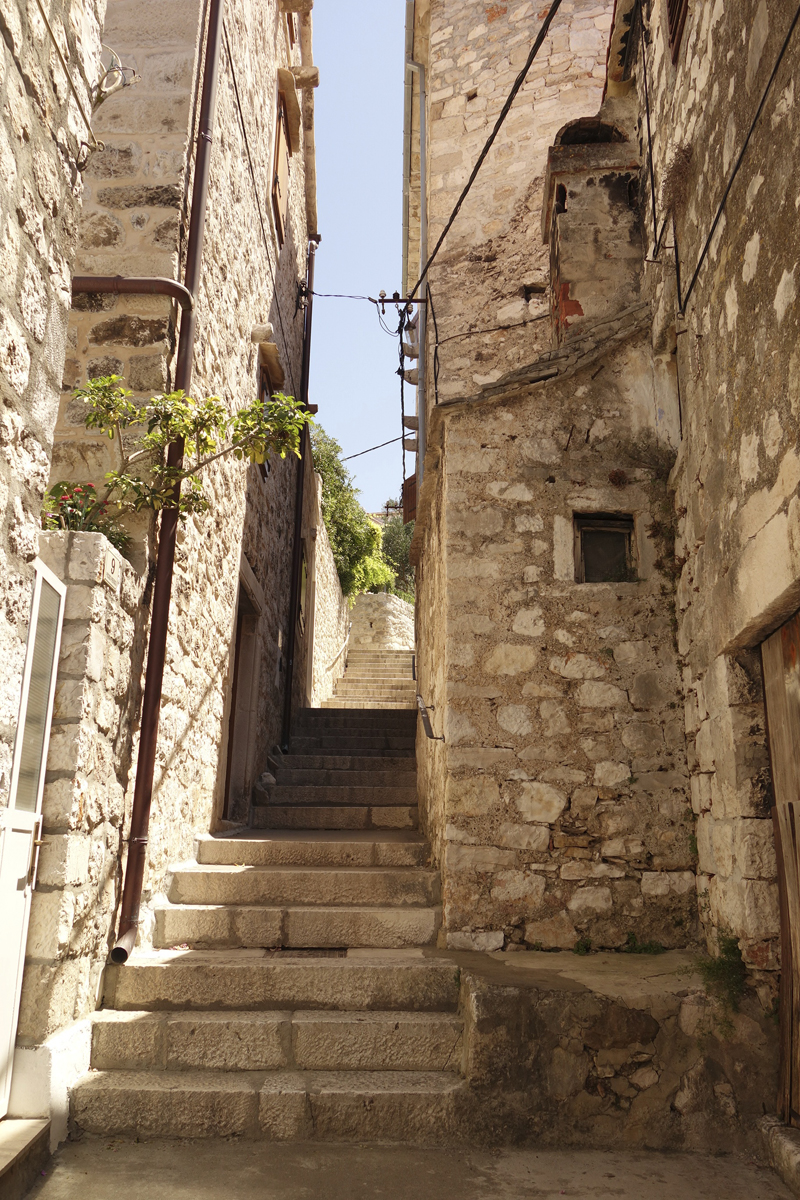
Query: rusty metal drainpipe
xmin=110 ymin=0 xmax=225 ymax=965
xmin=71 ymin=277 xmax=193 ymax=311
xmin=281 ymin=237 xmax=318 ymax=751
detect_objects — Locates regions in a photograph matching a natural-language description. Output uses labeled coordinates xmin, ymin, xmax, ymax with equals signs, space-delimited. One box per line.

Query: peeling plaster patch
xmin=771 ymin=80 xmax=795 ymax=130
xmin=774 ymin=268 xmax=797 ymax=325
xmin=746 ymin=174 xmax=764 ymax=209
xmin=724 ymin=281 xmax=738 ymax=331
xmin=763 ymin=411 xmax=783 ymax=459
xmin=739 ymin=432 xmax=760 ymax=484
xmin=742 ymin=232 xmax=760 ymax=283
xmin=722 ymin=113 xmax=737 ymax=174
xmin=745 ymin=0 xmax=769 ymax=93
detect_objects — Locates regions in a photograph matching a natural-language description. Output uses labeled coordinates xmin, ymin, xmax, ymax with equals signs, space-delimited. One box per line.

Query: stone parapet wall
xmin=18 ymin=531 xmax=143 ymax=1044
xmin=349 ymin=592 xmax=415 ymax=651
xmin=451 ymin=949 xmax=777 ymax=1153
xmin=0 ymin=0 xmax=104 ymax=806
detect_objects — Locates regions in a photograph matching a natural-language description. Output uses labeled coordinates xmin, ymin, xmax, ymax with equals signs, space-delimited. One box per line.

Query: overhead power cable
xmin=342 ymin=435 xmax=404 ymax=462
xmin=406 ymin=0 xmax=563 ymax=303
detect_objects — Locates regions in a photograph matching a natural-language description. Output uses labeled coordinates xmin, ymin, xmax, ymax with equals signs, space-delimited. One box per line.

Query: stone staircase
xmin=322 ymin=647 xmax=418 ymax=709
xmin=70 ymin=641 xmax=468 ymax=1142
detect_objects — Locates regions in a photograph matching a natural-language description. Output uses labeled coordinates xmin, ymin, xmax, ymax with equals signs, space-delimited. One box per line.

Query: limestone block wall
xmin=349 ymin=593 xmax=415 ymax=651
xmin=410 ymin=0 xmax=613 ymax=405
xmin=627 ymin=0 xmax=798 ymax=972
xmin=416 ymin=331 xmax=692 ymax=953
xmin=0 ymin=0 xmax=103 ymax=807
xmin=48 ymin=0 xmax=313 ymax=923
xmin=16 ymin=531 xmax=143 ymax=1045
xmin=308 ymin=483 xmax=348 ymax=708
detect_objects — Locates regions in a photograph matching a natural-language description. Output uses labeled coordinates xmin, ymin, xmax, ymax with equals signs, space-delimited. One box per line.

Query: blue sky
xmin=309 ymin=1 xmax=408 ymax=513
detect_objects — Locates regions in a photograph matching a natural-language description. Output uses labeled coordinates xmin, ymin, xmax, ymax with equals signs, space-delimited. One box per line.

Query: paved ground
xmin=25 ymin=1138 xmax=792 ymax=1199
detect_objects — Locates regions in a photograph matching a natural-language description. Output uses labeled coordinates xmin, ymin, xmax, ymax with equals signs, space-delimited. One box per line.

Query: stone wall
xmin=16 ymin=531 xmax=142 ymax=1046
xmin=308 ymin=474 xmax=348 ymax=708
xmin=0 ymin=0 xmax=104 ymax=807
xmin=349 ymin=592 xmax=415 ymax=650
xmin=625 ymin=0 xmax=797 ymax=975
xmin=409 ymin=0 xmax=613 ymax=407
xmin=50 ymin=0 xmax=315 ymax=900
xmin=415 ymin=324 xmax=691 ymax=953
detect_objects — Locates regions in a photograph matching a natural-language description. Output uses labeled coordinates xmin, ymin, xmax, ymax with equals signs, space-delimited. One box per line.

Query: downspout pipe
xmin=72 ymin=276 xmax=193 ymax=310
xmin=281 ymin=237 xmax=318 ymax=751
xmin=111 ymin=0 xmax=225 ymax=964
xmin=405 ymin=53 xmax=427 ymax=489
xmin=401 ymin=0 xmax=414 ymax=295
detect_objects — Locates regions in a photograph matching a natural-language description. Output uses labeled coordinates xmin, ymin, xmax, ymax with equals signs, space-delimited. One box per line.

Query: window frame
xmin=573 ymin=513 xmax=637 ymax=584
xmin=8 ymin=558 xmax=67 ymax=815
xmin=271 ymin=91 xmax=291 ymax=246
xmin=666 ymin=0 xmax=689 ymax=65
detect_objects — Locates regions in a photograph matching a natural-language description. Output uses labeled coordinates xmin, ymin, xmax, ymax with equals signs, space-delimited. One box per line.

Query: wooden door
xmin=762 ymin=612 xmax=800 ymax=1124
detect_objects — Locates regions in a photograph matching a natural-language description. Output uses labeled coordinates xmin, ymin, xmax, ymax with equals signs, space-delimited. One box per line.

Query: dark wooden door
xmin=762 ymin=612 xmax=800 ymax=1124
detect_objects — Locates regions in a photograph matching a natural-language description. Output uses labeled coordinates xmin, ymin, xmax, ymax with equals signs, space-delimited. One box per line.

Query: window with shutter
xmin=272 ymin=93 xmax=291 ymax=246
xmin=667 ymin=0 xmax=689 ymax=64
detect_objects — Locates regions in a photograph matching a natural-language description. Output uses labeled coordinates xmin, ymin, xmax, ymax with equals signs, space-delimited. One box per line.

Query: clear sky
xmin=309 ymin=1 xmax=409 ymax=513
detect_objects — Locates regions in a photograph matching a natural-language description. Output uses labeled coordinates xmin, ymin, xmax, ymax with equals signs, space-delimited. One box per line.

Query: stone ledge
xmin=760 ymin=1115 xmax=800 ymax=1197
xmin=0 ymin=1118 xmax=50 ymax=1200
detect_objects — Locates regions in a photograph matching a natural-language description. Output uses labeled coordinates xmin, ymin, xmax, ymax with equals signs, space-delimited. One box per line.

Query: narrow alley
xmin=1 ymin=0 xmax=800 ymax=1195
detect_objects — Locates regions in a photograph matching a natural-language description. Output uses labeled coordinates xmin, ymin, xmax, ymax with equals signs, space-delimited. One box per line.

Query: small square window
xmin=574 ymin=514 xmax=636 ymax=583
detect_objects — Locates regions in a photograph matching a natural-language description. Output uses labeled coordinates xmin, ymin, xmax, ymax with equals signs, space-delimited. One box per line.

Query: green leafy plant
xmin=43 ymin=481 xmax=130 ymax=551
xmin=573 ymin=935 xmax=592 ymax=956
xmin=311 ymin=426 xmax=397 ymax=596
xmin=44 ymin=375 xmax=309 ymax=543
xmin=381 ymin=511 xmax=416 ymax=600
xmin=623 ymin=932 xmax=665 ymax=955
xmin=696 ymin=934 xmax=747 ymax=1013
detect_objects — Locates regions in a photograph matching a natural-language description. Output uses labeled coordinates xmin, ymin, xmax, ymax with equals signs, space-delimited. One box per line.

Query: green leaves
xmin=311 ymin=426 xmax=401 ymax=597
xmin=45 ymin=375 xmax=311 ymax=546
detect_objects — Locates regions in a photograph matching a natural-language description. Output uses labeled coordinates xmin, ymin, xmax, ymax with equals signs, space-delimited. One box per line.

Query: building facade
xmin=1 ymin=0 xmax=347 ymax=1145
xmin=406 ymin=0 xmax=795 ymax=1018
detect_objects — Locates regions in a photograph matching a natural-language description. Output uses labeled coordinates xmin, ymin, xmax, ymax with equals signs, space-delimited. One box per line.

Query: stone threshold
xmin=0 ymin=1118 xmax=50 ymax=1200
xmin=761 ymin=1115 xmax=800 ymax=1197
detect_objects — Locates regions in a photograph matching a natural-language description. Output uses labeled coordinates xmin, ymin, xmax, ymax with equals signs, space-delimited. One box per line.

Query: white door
xmin=0 ymin=560 xmax=66 ymax=1117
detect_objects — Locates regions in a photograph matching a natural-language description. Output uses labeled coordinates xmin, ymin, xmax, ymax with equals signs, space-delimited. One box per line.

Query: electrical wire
xmin=222 ymin=22 xmax=298 ymax=396
xmin=309 ymin=291 xmax=370 ymax=300
xmin=32 ymin=0 xmax=102 ymax=149
xmin=436 ymin=313 xmax=549 ymax=346
xmin=342 ymin=435 xmax=404 ymax=461
xmin=406 ymin=0 xmax=563 ymax=303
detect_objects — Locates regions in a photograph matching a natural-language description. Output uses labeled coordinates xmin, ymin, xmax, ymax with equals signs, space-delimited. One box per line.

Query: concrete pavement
xmin=25 ymin=1139 xmax=792 ymax=1199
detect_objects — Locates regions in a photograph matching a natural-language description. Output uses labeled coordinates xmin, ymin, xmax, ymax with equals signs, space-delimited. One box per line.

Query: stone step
xmin=71 ymin=1068 xmax=464 ymax=1141
xmin=275 ymin=768 xmax=416 ymax=787
xmin=90 ymin=1010 xmax=463 ymax=1073
xmin=342 ymin=671 xmax=415 ymax=679
xmin=264 ymin=786 xmax=417 ymax=807
xmin=321 ymin=700 xmax=417 ymax=710
xmin=102 ymin=950 xmax=461 ymax=1013
xmin=167 ymin=865 xmax=439 ymax=907
xmin=196 ymin=833 xmax=428 ymax=868
xmin=253 ymin=806 xmax=418 ymax=831
xmin=275 ymin=754 xmax=417 ymax=772
xmin=333 ymin=686 xmax=417 ymax=697
xmin=292 ymin=716 xmax=416 ymax=732
xmin=288 ymin=739 xmax=415 ymax=754
xmin=154 ymin=903 xmax=441 ymax=950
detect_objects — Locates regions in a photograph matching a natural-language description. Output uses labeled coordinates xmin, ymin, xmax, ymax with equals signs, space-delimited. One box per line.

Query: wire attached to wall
xmin=405 ymin=0 xmax=564 ymax=305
